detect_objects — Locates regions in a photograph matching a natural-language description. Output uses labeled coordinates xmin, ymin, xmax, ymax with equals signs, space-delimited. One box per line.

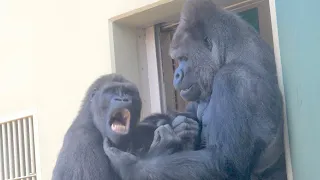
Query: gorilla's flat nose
xmin=173 ymin=69 xmax=184 ymax=87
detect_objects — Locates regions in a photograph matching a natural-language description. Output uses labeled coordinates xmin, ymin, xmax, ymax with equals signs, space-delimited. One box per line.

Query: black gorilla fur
xmin=51 ymin=74 xmax=141 ymax=180
xmin=129 ymin=111 xmax=199 ymax=158
xmin=52 ymin=74 xmax=198 ymax=180
xmin=103 ymin=0 xmax=287 ymax=179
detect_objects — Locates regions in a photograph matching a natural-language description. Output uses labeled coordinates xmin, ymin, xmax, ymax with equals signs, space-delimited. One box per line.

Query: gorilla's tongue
xmin=111 ymin=109 xmax=130 ymax=134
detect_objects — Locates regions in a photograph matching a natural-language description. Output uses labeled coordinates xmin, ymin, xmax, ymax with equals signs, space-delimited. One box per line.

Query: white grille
xmin=0 ymin=115 xmax=38 ymax=180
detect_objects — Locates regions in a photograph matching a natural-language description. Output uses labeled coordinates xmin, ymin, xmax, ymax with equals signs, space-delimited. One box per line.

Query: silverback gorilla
xmin=103 ymin=0 xmax=287 ymax=179
xmin=52 ymin=74 xmax=199 ymax=180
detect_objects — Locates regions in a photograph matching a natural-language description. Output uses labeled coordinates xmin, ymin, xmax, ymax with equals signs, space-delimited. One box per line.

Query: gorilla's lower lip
xmin=179 ymin=84 xmax=201 ymax=101
xmin=181 ymin=85 xmax=194 ymax=93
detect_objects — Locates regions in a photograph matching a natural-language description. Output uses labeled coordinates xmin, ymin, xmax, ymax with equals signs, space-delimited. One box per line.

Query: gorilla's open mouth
xmin=110 ymin=108 xmax=131 ymax=134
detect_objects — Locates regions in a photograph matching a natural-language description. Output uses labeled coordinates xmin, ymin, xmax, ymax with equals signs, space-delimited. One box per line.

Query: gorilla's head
xmin=85 ymin=74 xmax=142 ymax=147
xmin=170 ymin=0 xmax=227 ymax=101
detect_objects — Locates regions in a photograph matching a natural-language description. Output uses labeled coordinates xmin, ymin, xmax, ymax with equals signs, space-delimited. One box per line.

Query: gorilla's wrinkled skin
xmin=104 ymin=0 xmax=287 ymax=179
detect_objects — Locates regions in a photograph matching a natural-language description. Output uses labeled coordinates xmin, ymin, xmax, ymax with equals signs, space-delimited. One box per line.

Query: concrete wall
xmin=0 ymin=0 xmax=158 ymax=179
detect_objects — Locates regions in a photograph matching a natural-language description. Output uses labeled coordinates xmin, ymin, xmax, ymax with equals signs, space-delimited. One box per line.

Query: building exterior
xmin=0 ymin=0 xmax=319 ymax=179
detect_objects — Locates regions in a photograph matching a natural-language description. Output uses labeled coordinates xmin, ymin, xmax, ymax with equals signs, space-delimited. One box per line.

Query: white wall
xmin=0 ymin=0 xmax=159 ymax=179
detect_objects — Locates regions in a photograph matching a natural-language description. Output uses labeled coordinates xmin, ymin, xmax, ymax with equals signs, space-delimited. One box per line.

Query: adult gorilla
xmin=51 ymin=74 xmax=142 ymax=180
xmin=52 ymin=74 xmax=198 ymax=180
xmin=104 ymin=0 xmax=287 ymax=179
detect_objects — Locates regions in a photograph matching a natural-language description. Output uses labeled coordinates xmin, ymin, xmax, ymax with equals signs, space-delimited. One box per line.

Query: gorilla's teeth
xmin=111 ymin=123 xmax=127 ymax=133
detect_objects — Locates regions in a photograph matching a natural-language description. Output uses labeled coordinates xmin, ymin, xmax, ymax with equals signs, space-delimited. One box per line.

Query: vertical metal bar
xmin=28 ymin=117 xmax=36 ymax=180
xmin=0 ymin=125 xmax=4 ymax=180
xmin=0 ymin=114 xmax=38 ymax=180
xmin=18 ymin=119 xmax=25 ymax=177
xmin=13 ymin=120 xmax=20 ymax=178
xmin=23 ymin=118 xmax=31 ymax=179
xmin=1 ymin=124 xmax=8 ymax=179
xmin=7 ymin=122 xmax=14 ymax=179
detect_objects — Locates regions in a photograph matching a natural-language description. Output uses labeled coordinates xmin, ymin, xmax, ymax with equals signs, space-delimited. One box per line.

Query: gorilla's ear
xmin=180 ymin=0 xmax=217 ymax=27
xmin=90 ymin=88 xmax=98 ymax=102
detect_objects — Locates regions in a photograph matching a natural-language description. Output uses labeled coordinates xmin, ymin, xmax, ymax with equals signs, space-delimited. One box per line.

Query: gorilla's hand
xmin=103 ymin=138 xmax=137 ymax=176
xmin=149 ymin=124 xmax=182 ymax=156
xmin=172 ymin=116 xmax=200 ymax=150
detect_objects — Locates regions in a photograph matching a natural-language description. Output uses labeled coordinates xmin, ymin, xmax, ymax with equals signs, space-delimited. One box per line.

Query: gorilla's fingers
xmin=155 ymin=125 xmax=181 ymax=144
xmin=162 ymin=124 xmax=175 ymax=136
xmin=103 ymin=139 xmax=128 ymax=161
xmin=173 ymin=121 xmax=199 ymax=134
xmin=103 ymin=147 xmax=117 ymax=158
xmin=154 ymin=128 xmax=161 ymax=142
xmin=172 ymin=116 xmax=187 ymax=128
xmin=150 ymin=128 xmax=161 ymax=149
xmin=103 ymin=138 xmax=112 ymax=152
xmin=157 ymin=125 xmax=172 ymax=141
xmin=176 ymin=130 xmax=198 ymax=139
xmin=105 ymin=146 xmax=137 ymax=163
xmin=156 ymin=119 xmax=168 ymax=127
xmin=172 ymin=116 xmax=198 ymax=129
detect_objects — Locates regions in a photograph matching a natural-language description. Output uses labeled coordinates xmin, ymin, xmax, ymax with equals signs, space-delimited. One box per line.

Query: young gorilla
xmin=131 ymin=111 xmax=199 ymax=158
xmin=133 ymin=111 xmax=200 ymax=157
xmin=52 ymin=74 xmax=199 ymax=180
xmin=103 ymin=0 xmax=287 ymax=179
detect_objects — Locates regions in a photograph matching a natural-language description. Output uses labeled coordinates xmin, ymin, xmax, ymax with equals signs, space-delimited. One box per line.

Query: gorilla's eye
xmin=103 ymin=87 xmax=118 ymax=96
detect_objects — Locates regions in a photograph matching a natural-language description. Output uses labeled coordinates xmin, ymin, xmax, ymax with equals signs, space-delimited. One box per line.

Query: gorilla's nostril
xmin=175 ymin=73 xmax=180 ymax=79
xmin=115 ymin=98 xmax=128 ymax=102
xmin=173 ymin=69 xmax=184 ymax=88
xmin=175 ymin=70 xmax=184 ymax=81
xmin=122 ymin=98 xmax=129 ymax=102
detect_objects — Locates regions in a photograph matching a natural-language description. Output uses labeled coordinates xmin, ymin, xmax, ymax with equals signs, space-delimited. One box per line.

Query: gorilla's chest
xmin=196 ymin=102 xmax=212 ymax=143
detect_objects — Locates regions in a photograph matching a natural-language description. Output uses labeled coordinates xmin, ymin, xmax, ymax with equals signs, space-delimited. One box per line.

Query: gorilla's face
xmin=90 ymin=79 xmax=142 ymax=146
xmin=170 ymin=22 xmax=217 ymax=101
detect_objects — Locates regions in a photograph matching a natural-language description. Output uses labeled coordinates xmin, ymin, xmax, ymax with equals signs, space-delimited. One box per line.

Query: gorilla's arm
xmin=147 ymin=124 xmax=183 ymax=157
xmin=52 ymin=128 xmax=120 ymax=180
xmin=104 ymin=146 xmax=215 ymax=180
xmin=167 ymin=102 xmax=202 ymax=150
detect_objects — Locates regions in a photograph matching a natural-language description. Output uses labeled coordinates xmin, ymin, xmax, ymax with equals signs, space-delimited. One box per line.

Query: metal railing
xmin=0 ymin=115 xmax=37 ymax=180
